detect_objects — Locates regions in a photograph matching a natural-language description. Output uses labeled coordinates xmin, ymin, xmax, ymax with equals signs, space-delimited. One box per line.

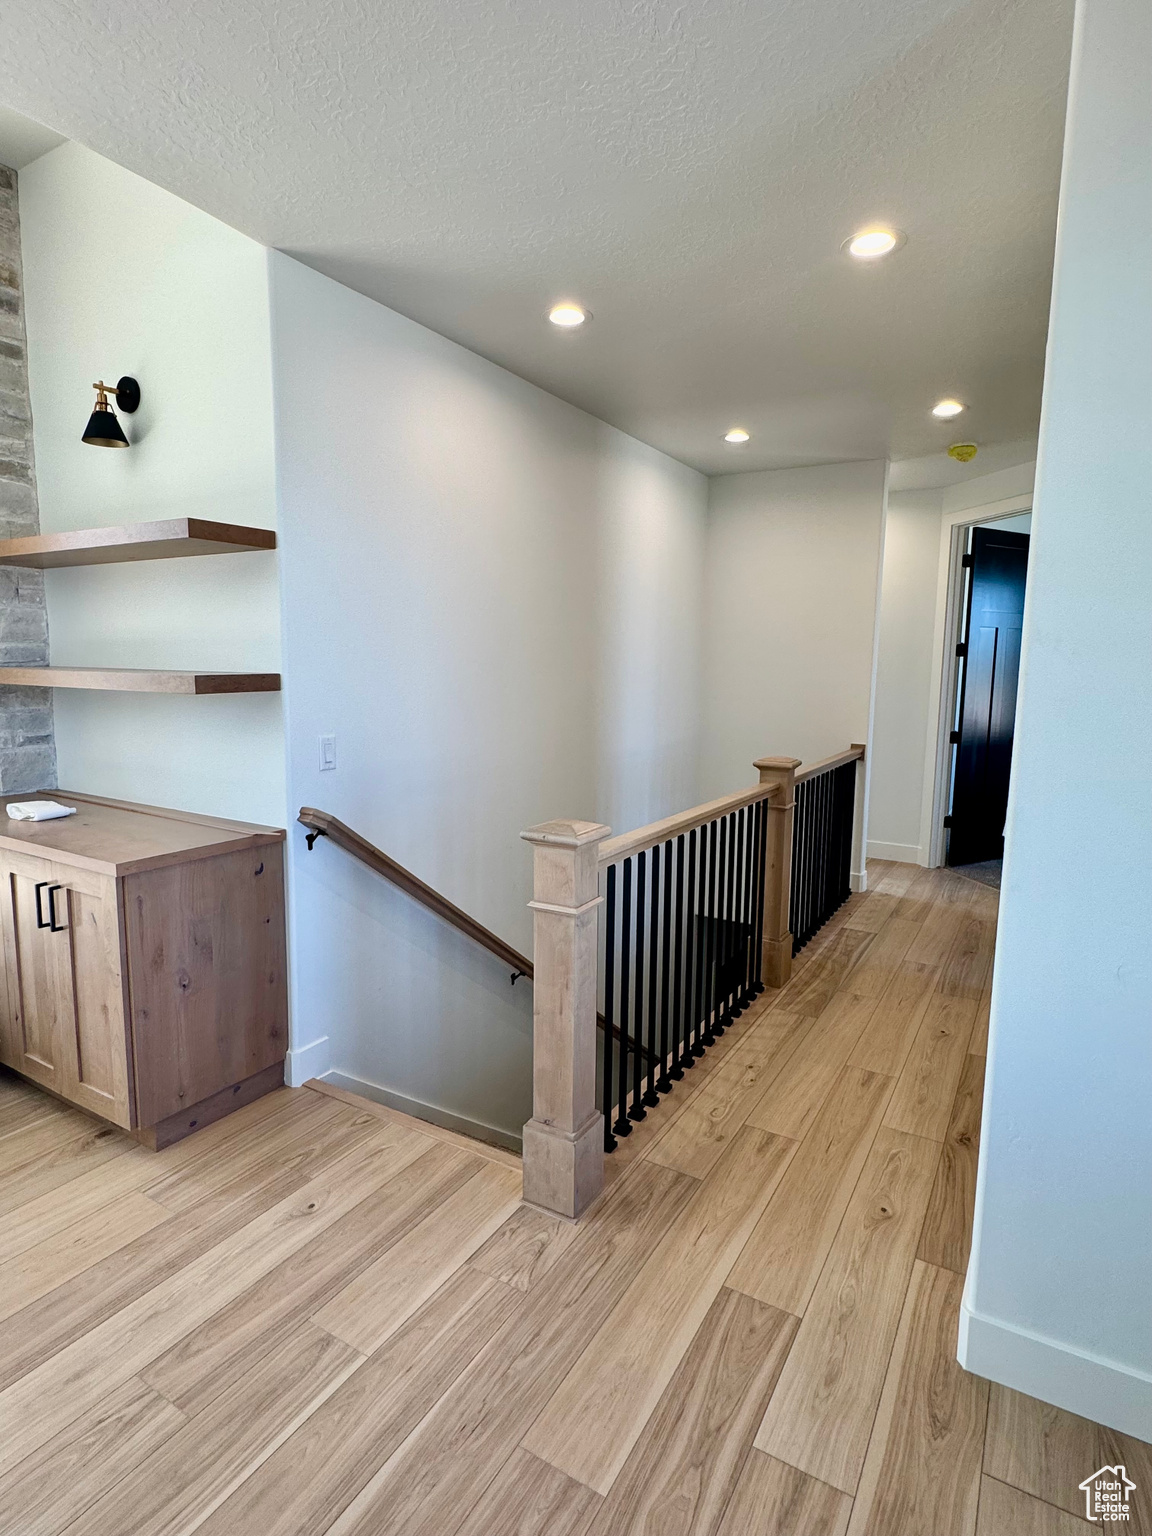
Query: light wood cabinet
xmin=0 ymin=791 xmax=288 ymax=1147
xmin=0 ymin=850 xmax=131 ymax=1125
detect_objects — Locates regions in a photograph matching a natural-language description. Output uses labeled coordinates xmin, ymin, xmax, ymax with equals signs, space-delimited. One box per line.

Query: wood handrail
xmin=298 ymin=806 xmax=653 ymax=1062
xmin=298 ymin=808 xmax=533 ymax=980
xmin=794 ymin=743 xmax=865 ymax=784
xmin=597 ymin=781 xmax=782 ymax=869
xmin=596 ymin=744 xmax=863 ymax=866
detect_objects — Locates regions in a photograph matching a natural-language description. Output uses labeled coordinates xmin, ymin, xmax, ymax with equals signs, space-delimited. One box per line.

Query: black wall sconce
xmin=82 ymin=376 xmax=140 ymax=448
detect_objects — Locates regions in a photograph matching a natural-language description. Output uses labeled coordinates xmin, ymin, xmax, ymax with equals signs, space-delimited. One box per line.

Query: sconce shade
xmin=82 ymin=406 xmax=130 ymax=448
xmin=82 ymin=376 xmax=139 ymax=448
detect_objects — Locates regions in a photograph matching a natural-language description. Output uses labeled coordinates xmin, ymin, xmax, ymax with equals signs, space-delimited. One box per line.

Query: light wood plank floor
xmin=1 ymin=860 xmax=1148 ymax=1536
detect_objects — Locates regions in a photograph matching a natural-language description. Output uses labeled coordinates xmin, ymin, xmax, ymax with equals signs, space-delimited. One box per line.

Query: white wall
xmin=941 ymin=460 xmax=1036 ymax=518
xmin=868 ymin=488 xmax=942 ymax=862
xmin=868 ymin=463 xmax=1036 ymax=865
xmin=19 ymin=143 xmax=284 ymax=825
xmin=597 ymin=446 xmax=705 ymax=836
xmin=270 ymin=252 xmax=707 ymax=1137
xmin=698 ymin=461 xmax=887 ymax=884
xmin=959 ymin=0 xmax=1152 ymax=1438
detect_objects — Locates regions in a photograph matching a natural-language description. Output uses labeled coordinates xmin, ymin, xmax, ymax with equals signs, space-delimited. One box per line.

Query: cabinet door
xmin=0 ymin=852 xmax=72 ymax=1096
xmin=0 ymin=853 xmax=133 ymax=1128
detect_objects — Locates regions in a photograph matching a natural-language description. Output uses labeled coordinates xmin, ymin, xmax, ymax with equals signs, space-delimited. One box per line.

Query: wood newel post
xmin=519 ymin=818 xmax=611 ymax=1220
xmin=753 ymin=755 xmax=802 ymax=989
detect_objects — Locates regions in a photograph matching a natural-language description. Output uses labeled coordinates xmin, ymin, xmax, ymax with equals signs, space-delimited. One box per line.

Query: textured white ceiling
xmin=0 ymin=0 xmax=1073 ymax=474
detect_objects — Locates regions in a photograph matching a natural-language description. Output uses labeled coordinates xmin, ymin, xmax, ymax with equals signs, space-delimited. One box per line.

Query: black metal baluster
xmin=829 ymin=770 xmax=839 ymax=915
xmin=691 ymin=824 xmax=708 ymax=1056
xmin=719 ymin=812 xmax=732 ymax=1028
xmin=670 ymin=833 xmax=685 ymax=1080
xmin=733 ymin=808 xmax=743 ymax=1010
xmin=813 ymin=772 xmax=825 ymax=933
xmin=718 ymin=814 xmax=728 ymax=1031
xmin=591 ymin=767 xmax=864 ymax=1152
xmin=721 ymin=811 xmax=736 ymax=1026
xmin=792 ymin=777 xmax=807 ymax=951
xmin=746 ymin=801 xmax=759 ymax=997
xmin=804 ymin=777 xmax=816 ymax=944
xmin=738 ymin=804 xmax=753 ymax=1009
xmin=614 ymin=859 xmax=632 ymax=1138
xmin=725 ymin=808 xmax=738 ymax=1021
xmin=753 ymin=796 xmax=767 ymax=992
xmin=644 ymin=843 xmax=661 ymax=1106
xmin=712 ymin=814 xmax=727 ymax=1034
xmin=789 ymin=780 xmax=799 ymax=949
xmin=704 ymin=817 xmax=720 ymax=1043
xmin=630 ymin=850 xmax=647 ymax=1120
xmin=746 ymin=803 xmax=758 ymax=1006
xmin=685 ymin=828 xmax=702 ymax=1063
xmin=658 ymin=838 xmax=673 ymax=1092
xmin=810 ymin=773 xmax=821 ymax=935
xmin=791 ymin=779 xmax=802 ymax=949
xmin=812 ymin=775 xmax=823 ymax=938
xmin=823 ymin=768 xmax=829 ymax=921
xmin=602 ymin=865 xmax=617 ymax=1152
xmin=832 ymin=771 xmax=841 ymax=913
xmin=735 ymin=806 xmax=749 ymax=1014
xmin=698 ymin=819 xmax=713 ymax=1046
xmin=721 ymin=804 xmax=731 ymax=1019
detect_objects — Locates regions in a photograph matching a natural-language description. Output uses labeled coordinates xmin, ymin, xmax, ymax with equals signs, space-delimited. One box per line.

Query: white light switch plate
xmin=319 ymin=734 xmax=336 ymax=771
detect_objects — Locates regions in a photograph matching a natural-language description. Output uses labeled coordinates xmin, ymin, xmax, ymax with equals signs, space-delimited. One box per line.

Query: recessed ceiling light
xmin=844 ymin=228 xmax=903 ymax=259
xmin=548 ymin=302 xmax=589 ymax=328
xmin=932 ymin=398 xmax=965 ymax=419
xmin=724 ymin=427 xmax=750 ymax=443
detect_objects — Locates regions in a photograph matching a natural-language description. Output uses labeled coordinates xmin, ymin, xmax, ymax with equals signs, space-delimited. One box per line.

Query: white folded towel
xmin=6 ymin=800 xmax=77 ymax=822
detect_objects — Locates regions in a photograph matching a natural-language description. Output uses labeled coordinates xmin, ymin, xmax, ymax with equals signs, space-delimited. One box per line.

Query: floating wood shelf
xmin=0 ymin=518 xmax=276 ymax=569
xmin=0 ymin=668 xmax=281 ymax=694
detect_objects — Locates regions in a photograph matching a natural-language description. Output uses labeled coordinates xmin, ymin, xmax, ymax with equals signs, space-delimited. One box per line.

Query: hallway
xmin=0 ymin=861 xmax=1145 ymax=1535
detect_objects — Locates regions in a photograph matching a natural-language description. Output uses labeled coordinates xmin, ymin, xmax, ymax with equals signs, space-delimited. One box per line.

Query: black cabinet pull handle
xmin=34 ymin=881 xmax=51 ymax=929
xmin=47 ymin=884 xmax=66 ymax=933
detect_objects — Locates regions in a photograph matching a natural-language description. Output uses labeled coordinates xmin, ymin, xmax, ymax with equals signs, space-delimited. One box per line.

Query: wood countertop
xmin=0 ymin=791 xmax=285 ymax=877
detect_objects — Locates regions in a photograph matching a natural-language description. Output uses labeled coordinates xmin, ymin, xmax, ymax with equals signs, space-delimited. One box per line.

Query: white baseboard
xmin=867 ymin=840 xmax=925 ymax=865
xmin=850 ymin=869 xmax=868 ymax=893
xmin=285 ymin=1034 xmax=330 ymax=1087
xmin=320 ymin=1069 xmax=523 ymax=1154
xmin=958 ymin=1296 xmax=1152 ymax=1442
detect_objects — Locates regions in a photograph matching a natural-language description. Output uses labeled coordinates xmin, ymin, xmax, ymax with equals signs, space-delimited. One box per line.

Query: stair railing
xmin=520 ymin=745 xmax=864 ymax=1218
xmin=788 ymin=746 xmax=865 ymax=955
xmin=298 ymin=807 xmax=533 ymax=980
xmin=296 ymin=806 xmax=653 ymax=1087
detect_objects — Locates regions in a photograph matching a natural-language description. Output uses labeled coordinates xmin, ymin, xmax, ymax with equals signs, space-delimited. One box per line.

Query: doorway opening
xmin=939 ymin=512 xmax=1031 ymax=884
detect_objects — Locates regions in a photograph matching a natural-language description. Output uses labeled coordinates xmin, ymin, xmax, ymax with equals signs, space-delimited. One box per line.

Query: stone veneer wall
xmin=0 ymin=163 xmax=56 ymax=792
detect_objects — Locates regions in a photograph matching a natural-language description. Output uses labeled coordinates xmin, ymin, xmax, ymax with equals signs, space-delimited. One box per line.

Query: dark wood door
xmin=948 ymin=527 xmax=1029 ymax=866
